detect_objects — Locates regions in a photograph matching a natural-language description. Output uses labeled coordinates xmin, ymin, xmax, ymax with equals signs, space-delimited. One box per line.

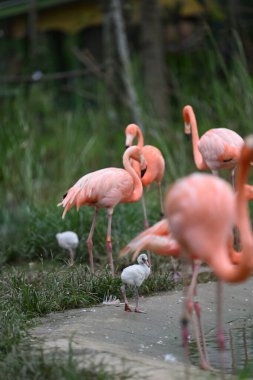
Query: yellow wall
xmin=9 ymin=0 xmax=222 ymax=38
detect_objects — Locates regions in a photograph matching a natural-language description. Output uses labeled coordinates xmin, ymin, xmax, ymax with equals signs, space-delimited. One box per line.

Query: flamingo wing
xmin=199 ymin=129 xmax=244 ymax=170
xmin=58 ymin=168 xmax=133 ymax=217
xmin=120 ymin=219 xmax=180 ymax=261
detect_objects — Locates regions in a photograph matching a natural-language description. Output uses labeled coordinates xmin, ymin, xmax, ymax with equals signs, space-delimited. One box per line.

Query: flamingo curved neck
xmin=209 ymin=244 xmax=252 ymax=282
xmin=183 ymin=105 xmax=208 ymax=170
xmin=210 ymin=144 xmax=253 ymax=282
xmin=136 ymin=126 xmax=144 ymax=148
xmin=123 ymin=150 xmax=143 ymax=202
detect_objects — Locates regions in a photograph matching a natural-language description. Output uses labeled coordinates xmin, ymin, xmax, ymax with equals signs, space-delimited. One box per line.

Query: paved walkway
xmin=31 ymin=277 xmax=253 ymax=379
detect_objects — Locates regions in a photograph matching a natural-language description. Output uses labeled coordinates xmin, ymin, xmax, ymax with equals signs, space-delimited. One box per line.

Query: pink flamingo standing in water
xmin=121 ymin=136 xmax=253 ymax=371
xmin=183 ymin=105 xmax=244 ymax=186
xmin=58 ymin=146 xmax=147 ymax=277
xmin=164 ymin=136 xmax=253 ymax=371
xmin=125 ymin=123 xmax=165 ymax=228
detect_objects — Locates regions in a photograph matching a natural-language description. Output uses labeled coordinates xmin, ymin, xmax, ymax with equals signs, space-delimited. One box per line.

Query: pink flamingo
xmin=120 ymin=143 xmax=251 ymax=369
xmin=183 ymin=105 xmax=244 ymax=186
xmin=164 ymin=136 xmax=253 ymax=370
xmin=58 ymin=146 xmax=147 ymax=277
xmin=125 ymin=123 xmax=165 ymax=227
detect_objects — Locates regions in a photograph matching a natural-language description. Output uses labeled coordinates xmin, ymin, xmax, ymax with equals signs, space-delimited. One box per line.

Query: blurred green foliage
xmin=1 ymin=33 xmax=253 ymax=267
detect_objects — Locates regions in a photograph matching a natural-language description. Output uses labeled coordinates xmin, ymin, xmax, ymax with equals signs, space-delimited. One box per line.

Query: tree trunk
xmin=111 ymin=0 xmax=143 ymax=128
xmin=28 ymin=0 xmax=37 ymax=57
xmin=102 ymin=0 xmax=115 ymax=92
xmin=140 ymin=0 xmax=168 ymax=121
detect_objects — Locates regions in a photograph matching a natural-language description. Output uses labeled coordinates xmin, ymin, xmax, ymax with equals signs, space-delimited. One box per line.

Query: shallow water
xmin=189 ymin=317 xmax=253 ymax=374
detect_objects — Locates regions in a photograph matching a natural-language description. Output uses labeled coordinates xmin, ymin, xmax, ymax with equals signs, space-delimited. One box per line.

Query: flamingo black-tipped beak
xmin=146 ymin=259 xmax=150 ymax=267
xmin=125 ymin=145 xmax=130 ymax=150
xmin=185 ymin=134 xmax=191 ymax=141
xmin=63 ymin=192 xmax=67 ymax=199
xmin=141 ymin=167 xmax=147 ymax=178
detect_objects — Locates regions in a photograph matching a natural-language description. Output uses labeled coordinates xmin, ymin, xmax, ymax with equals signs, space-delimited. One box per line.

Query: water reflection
xmin=189 ymin=318 xmax=253 ymax=374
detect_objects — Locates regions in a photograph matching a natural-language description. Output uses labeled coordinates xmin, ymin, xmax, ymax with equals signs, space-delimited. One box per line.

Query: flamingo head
xmin=137 ymin=253 xmax=150 ymax=267
xmin=182 ymin=105 xmax=193 ymax=136
xmin=125 ymin=123 xmax=138 ymax=148
xmin=126 ymin=146 xmax=147 ymax=175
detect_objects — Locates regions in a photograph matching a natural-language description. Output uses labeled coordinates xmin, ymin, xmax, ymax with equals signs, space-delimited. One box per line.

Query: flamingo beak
xmin=184 ymin=123 xmax=191 ymax=140
xmin=146 ymin=259 xmax=150 ymax=267
xmin=125 ymin=134 xmax=134 ymax=147
xmin=125 ymin=145 xmax=130 ymax=150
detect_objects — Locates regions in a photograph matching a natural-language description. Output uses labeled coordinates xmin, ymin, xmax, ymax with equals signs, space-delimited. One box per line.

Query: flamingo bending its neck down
xmin=183 ymin=105 xmax=244 ymax=186
xmin=120 ymin=253 xmax=151 ymax=313
xmin=165 ymin=136 xmax=253 ymax=370
xmin=125 ymin=123 xmax=165 ymax=227
xmin=58 ymin=146 xmax=147 ymax=277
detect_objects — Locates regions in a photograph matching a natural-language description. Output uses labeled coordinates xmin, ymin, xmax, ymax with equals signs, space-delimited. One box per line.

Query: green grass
xmin=0 ymin=345 xmax=132 ymax=380
xmin=0 ymin=263 xmax=185 ymax=379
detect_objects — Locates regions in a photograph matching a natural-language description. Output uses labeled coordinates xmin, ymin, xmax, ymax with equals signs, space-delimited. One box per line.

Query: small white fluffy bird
xmin=56 ymin=231 xmax=79 ymax=266
xmin=120 ymin=253 xmax=151 ymax=313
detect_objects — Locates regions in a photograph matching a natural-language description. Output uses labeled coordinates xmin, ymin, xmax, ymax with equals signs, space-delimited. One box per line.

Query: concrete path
xmin=31 ymin=277 xmax=253 ymax=379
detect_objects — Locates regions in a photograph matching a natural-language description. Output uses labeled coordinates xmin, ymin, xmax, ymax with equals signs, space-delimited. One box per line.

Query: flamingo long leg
xmin=134 ymin=286 xmax=145 ymax=313
xmin=191 ymin=276 xmax=213 ymax=369
xmin=183 ymin=261 xmax=213 ymax=370
xmin=157 ymin=182 xmax=164 ymax=216
xmin=134 ymin=286 xmax=140 ymax=311
xmin=140 ymin=195 xmax=152 ymax=264
xmin=68 ymin=248 xmax=75 ymax=266
xmin=87 ymin=207 xmax=99 ymax=273
xmin=106 ymin=209 xmax=115 ymax=277
xmin=180 ymin=255 xmax=191 ymax=378
xmin=216 ymin=280 xmax=226 ymax=377
xmin=193 ymin=301 xmax=211 ymax=367
xmin=189 ymin=263 xmax=210 ymax=366
xmin=141 ymin=195 xmax=149 ymax=228
xmin=120 ymin=284 xmax=132 ymax=312
xmin=185 ymin=262 xmax=207 ymax=368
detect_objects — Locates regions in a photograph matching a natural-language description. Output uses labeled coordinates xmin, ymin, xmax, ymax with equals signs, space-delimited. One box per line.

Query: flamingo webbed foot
xmin=124 ymin=303 xmax=132 ymax=312
xmin=134 ymin=308 xmax=146 ymax=313
xmin=199 ymin=361 xmax=217 ymax=372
